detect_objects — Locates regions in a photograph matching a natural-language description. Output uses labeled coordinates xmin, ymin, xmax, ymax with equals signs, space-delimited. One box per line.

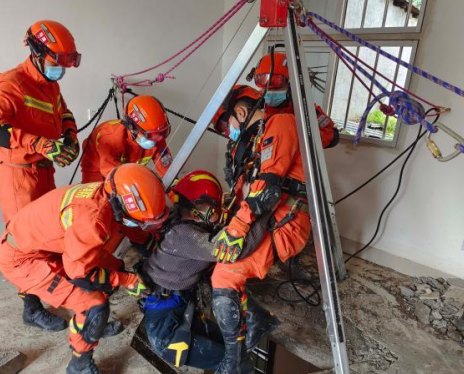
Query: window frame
xmin=323 ymin=39 xmax=419 ymax=147
xmin=340 ymin=0 xmax=428 ymax=34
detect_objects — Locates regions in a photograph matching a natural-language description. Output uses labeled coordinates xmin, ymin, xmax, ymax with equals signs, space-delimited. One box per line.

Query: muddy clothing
xmin=142 ymin=213 xmax=268 ymax=371
xmin=143 ymin=212 xmax=270 ymax=291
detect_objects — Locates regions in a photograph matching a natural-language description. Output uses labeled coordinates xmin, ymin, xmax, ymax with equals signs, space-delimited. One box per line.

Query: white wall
xmin=0 ymin=0 xmax=226 ymax=230
xmin=325 ymin=0 xmax=464 ymax=277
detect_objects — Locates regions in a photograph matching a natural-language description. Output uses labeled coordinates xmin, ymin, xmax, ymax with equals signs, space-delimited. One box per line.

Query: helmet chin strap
xmin=31 ymin=55 xmax=46 ymax=76
xmin=239 ymin=97 xmax=264 ymax=133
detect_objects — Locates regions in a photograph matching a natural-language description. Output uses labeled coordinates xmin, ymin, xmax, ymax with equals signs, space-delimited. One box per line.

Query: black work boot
xmin=20 ymin=293 xmax=67 ymax=332
xmin=213 ymin=289 xmax=254 ymax=374
xmin=245 ymin=294 xmax=281 ymax=351
xmin=66 ymin=350 xmax=103 ymax=374
xmin=101 ymin=320 xmax=125 ymax=339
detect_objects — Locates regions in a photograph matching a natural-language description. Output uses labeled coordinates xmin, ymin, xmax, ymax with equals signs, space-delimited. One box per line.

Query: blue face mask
xmin=44 ymin=66 xmax=66 ymax=81
xmin=264 ymin=90 xmax=287 ymax=107
xmin=136 ymin=136 xmax=156 ymax=150
xmin=229 ymin=124 xmax=241 ymax=142
xmin=122 ymin=218 xmax=138 ymax=228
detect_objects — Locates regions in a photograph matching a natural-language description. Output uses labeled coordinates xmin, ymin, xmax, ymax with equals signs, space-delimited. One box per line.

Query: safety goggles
xmin=254 ymin=73 xmax=287 ymax=89
xmin=215 ymin=112 xmax=231 ymax=137
xmin=26 ymin=31 xmax=81 ymax=68
xmin=51 ymin=51 xmax=81 ymax=68
xmin=124 ymin=116 xmax=171 ymax=142
xmin=124 ymin=206 xmax=170 ymax=231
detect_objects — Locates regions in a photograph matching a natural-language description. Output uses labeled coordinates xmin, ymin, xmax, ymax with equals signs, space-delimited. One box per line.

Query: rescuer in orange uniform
xmin=80 ymin=95 xmax=173 ymax=183
xmin=0 ymin=164 xmax=169 ymax=374
xmin=0 ymin=20 xmax=81 ymax=331
xmin=80 ymin=95 xmax=172 ymax=256
xmin=253 ymin=50 xmax=339 ymax=148
xmin=210 ymin=86 xmax=311 ymax=373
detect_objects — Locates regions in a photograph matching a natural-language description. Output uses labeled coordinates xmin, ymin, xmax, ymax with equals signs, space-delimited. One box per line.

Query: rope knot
xmin=379 ymin=103 xmax=396 ymax=117
xmin=156 ymin=73 xmax=165 ymax=83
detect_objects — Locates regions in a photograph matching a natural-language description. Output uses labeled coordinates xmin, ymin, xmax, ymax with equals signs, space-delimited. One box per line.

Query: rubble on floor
xmin=248 ymin=251 xmax=464 ymax=374
xmin=397 ymin=276 xmax=464 ymax=343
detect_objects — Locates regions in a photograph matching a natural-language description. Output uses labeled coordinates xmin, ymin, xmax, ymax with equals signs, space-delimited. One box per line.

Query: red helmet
xmin=171 ymin=170 xmax=223 ymax=225
xmin=25 ymin=20 xmax=81 ymax=68
xmin=104 ymin=164 xmax=169 ymax=230
xmin=123 ymin=95 xmax=171 ymax=142
xmin=254 ymin=52 xmax=288 ymax=89
xmin=211 ymin=85 xmax=262 ymax=134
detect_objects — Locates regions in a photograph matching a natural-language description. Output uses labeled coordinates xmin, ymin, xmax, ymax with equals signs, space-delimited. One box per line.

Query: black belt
xmin=281 ymin=176 xmax=307 ymax=199
xmin=152 ymin=284 xmax=193 ymax=300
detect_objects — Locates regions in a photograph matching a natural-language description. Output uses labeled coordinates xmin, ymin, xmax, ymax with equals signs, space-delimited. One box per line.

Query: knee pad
xmin=81 ymin=302 xmax=110 ymax=344
xmin=212 ymin=289 xmax=243 ymax=340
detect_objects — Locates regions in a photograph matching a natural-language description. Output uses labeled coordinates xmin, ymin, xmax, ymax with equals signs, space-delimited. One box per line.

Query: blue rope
xmin=355 ymin=91 xmax=434 ymax=144
xmin=301 ymin=14 xmax=439 ymax=144
xmin=308 ymin=12 xmax=464 ymax=98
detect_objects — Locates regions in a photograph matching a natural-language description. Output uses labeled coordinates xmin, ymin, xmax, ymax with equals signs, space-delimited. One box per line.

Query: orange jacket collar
xmin=23 ymin=56 xmax=49 ymax=84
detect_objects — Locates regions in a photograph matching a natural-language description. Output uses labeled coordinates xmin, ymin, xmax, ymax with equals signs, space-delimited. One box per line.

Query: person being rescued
xmin=208 ymin=85 xmax=311 ymax=373
xmin=0 ymin=164 xmax=168 ymax=374
xmin=139 ymin=170 xmax=279 ymax=373
xmin=80 ymin=95 xmax=173 ymax=257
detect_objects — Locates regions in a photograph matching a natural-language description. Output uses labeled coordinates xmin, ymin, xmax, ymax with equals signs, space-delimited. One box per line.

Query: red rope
xmin=112 ymin=0 xmax=248 ymax=91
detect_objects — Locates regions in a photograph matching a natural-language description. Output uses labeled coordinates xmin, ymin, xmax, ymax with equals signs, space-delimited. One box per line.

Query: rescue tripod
xmin=116 ymin=2 xmax=349 ymax=372
xmin=157 ymin=4 xmax=350 ymax=374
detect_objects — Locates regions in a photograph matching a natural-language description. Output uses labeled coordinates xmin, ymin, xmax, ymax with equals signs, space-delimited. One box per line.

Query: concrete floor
xmin=1 ymin=248 xmax=464 ymax=374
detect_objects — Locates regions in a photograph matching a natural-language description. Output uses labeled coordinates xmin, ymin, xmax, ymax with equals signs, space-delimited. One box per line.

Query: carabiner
xmin=426 ymin=122 xmax=464 ymax=162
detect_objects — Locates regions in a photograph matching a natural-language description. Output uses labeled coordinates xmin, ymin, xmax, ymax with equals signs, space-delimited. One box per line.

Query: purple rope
xmin=308 ymin=12 xmax=464 ymax=98
xmin=303 ymin=15 xmax=437 ymax=143
xmin=354 ymin=91 xmax=436 ymax=144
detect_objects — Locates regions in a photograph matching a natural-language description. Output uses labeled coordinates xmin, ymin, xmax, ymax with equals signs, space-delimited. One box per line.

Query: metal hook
xmin=426 ymin=122 xmax=464 ymax=162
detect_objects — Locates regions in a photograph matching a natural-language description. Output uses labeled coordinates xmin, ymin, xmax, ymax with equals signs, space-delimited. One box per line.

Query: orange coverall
xmin=0 ymin=57 xmax=77 ymax=223
xmin=264 ymin=101 xmax=337 ymax=149
xmin=0 ymin=182 xmax=139 ymax=353
xmin=80 ymin=119 xmax=172 ymax=183
xmin=212 ymin=114 xmax=311 ymax=292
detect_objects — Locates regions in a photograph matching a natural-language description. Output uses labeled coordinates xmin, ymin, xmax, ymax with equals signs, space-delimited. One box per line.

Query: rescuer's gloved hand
xmin=33 ymin=136 xmax=76 ymax=167
xmin=213 ymin=216 xmax=250 ymax=263
xmin=63 ymin=129 xmax=80 ymax=159
xmin=120 ymin=273 xmax=148 ymax=297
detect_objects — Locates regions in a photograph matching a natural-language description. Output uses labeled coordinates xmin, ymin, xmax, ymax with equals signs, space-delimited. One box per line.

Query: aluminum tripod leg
xmin=283 ymin=9 xmax=350 ymax=374
xmin=162 ymin=24 xmax=268 ymax=189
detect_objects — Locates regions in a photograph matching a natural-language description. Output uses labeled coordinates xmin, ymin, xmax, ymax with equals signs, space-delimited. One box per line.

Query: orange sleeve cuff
xmin=109 ymin=271 xmax=140 ymax=288
xmin=235 ymin=201 xmax=255 ymax=225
